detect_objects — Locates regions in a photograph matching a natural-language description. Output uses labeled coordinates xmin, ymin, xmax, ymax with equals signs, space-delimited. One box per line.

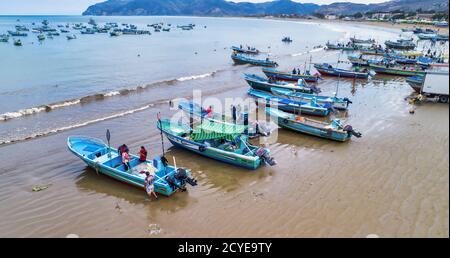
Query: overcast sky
xmin=0 ymin=0 xmax=389 ymax=15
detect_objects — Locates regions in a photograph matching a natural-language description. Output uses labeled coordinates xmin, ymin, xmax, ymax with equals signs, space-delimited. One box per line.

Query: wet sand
xmin=0 ymin=22 xmax=448 ymax=238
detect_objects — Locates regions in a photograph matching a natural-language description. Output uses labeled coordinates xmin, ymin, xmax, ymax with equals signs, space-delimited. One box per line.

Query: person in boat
xmin=117 ymin=144 xmax=129 ymax=156
xmin=266 ymin=57 xmax=269 ymax=61
xmin=292 ymin=68 xmax=297 ymax=74
xmin=144 ymin=172 xmax=157 ymax=199
xmin=231 ymin=105 xmax=237 ymax=124
xmin=122 ymin=149 xmax=131 ymax=171
xmin=297 ymin=68 xmax=301 ymax=75
xmin=206 ymin=105 xmax=213 ymax=118
xmin=138 ymin=146 xmax=147 ymax=162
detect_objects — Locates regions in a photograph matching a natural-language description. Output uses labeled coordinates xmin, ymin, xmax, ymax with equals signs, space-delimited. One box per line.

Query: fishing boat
xmin=244 ymin=74 xmax=320 ymax=94
xmin=177 ymin=101 xmax=270 ymax=138
xmin=60 ymin=29 xmax=70 ymax=33
xmin=67 ymin=136 xmax=196 ymax=196
xmin=325 ymin=42 xmax=359 ymax=51
xmin=347 ymin=55 xmax=369 ymax=66
xmin=157 ymin=119 xmax=275 ymax=170
xmin=8 ymin=30 xmax=27 ymax=37
xmin=231 ymin=46 xmax=259 ymax=54
xmin=417 ymin=33 xmax=438 ymax=40
xmin=360 ymin=48 xmax=386 ymax=56
xmin=368 ymin=63 xmax=427 ymax=76
xmin=262 ymin=67 xmax=321 ymax=82
xmin=436 ymin=34 xmax=449 ymax=41
xmin=110 ymin=31 xmax=122 ymax=36
xmin=162 ymin=28 xmax=170 ymax=32
xmin=270 ymin=87 xmax=352 ymax=110
xmin=282 ymin=37 xmax=293 ymax=43
xmin=247 ymin=89 xmax=331 ymax=117
xmin=66 ymin=34 xmax=77 ymax=40
xmin=314 ymin=63 xmax=370 ymax=79
xmin=13 ymin=39 xmax=22 ymax=46
xmin=350 ymin=37 xmax=375 ymax=44
xmin=37 ymin=34 xmax=45 ymax=41
xmin=266 ymin=108 xmax=361 ymax=142
xmin=0 ymin=34 xmax=9 ymax=42
xmin=384 ymin=39 xmax=416 ymax=50
xmin=231 ymin=54 xmax=278 ymax=67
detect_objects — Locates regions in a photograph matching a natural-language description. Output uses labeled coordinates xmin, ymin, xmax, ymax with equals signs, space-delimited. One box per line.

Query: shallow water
xmin=0 ymin=17 xmax=448 ymax=237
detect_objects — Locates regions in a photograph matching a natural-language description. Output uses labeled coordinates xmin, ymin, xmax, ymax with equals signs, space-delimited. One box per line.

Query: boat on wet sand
xmin=369 ymin=64 xmax=427 ymax=76
xmin=67 ymin=136 xmax=196 ymax=196
xmin=157 ymin=119 xmax=276 ymax=169
xmin=262 ymin=67 xmax=321 ymax=83
xmin=266 ymin=107 xmax=361 ymax=142
xmin=314 ymin=63 xmax=370 ymax=79
xmin=248 ymin=89 xmax=331 ymax=117
xmin=244 ymin=74 xmax=320 ymax=94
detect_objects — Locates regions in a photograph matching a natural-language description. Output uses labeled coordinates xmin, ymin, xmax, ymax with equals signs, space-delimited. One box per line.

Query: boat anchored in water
xmin=231 ymin=53 xmax=278 ymax=67
xmin=314 ymin=63 xmax=370 ymax=79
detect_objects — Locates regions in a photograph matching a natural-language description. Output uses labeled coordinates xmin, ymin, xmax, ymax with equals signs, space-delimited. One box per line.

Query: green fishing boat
xmin=37 ymin=34 xmax=45 ymax=41
xmin=369 ymin=64 xmax=427 ymax=76
xmin=157 ymin=119 xmax=276 ymax=170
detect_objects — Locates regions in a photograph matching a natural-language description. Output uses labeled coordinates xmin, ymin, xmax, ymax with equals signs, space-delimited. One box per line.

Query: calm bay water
xmin=0 ymin=16 xmax=448 ymax=237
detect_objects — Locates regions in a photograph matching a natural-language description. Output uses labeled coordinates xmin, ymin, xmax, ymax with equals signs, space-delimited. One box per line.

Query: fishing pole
xmin=157 ymin=112 xmax=165 ymax=156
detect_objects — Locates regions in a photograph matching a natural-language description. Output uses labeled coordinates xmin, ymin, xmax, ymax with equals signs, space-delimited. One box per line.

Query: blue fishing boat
xmin=266 ymin=108 xmax=361 ymax=142
xmin=314 ymin=63 xmax=370 ymax=79
xmin=270 ymin=87 xmax=352 ymax=110
xmin=262 ymin=67 xmax=321 ymax=83
xmin=406 ymin=75 xmax=425 ymax=93
xmin=66 ymin=34 xmax=77 ymax=40
xmin=68 ymin=136 xmax=196 ymax=196
xmin=0 ymin=34 xmax=9 ymax=42
xmin=244 ymin=74 xmax=320 ymax=94
xmin=248 ymin=89 xmax=331 ymax=117
xmin=231 ymin=54 xmax=278 ymax=67
xmin=231 ymin=46 xmax=259 ymax=54
xmin=157 ymin=119 xmax=276 ymax=170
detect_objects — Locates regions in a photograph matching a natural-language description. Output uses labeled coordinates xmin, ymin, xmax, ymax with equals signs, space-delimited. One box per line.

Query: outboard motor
xmin=343 ymin=97 xmax=353 ymax=106
xmin=323 ymin=102 xmax=337 ymax=114
xmin=343 ymin=125 xmax=362 ymax=138
xmin=255 ymin=148 xmax=277 ymax=166
xmin=165 ymin=176 xmax=180 ymax=191
xmin=309 ymin=84 xmax=321 ymax=94
xmin=174 ymin=168 xmax=198 ymax=187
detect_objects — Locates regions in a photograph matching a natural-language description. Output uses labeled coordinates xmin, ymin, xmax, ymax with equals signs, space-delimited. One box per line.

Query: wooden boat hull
xmin=67 ymin=136 xmax=187 ymax=196
xmin=406 ymin=76 xmax=424 ymax=93
xmin=262 ymin=68 xmax=320 ymax=82
xmin=369 ymin=64 xmax=427 ymax=77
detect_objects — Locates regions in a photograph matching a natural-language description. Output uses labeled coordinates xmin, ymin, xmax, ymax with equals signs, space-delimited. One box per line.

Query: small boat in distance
xmin=282 ymin=37 xmax=293 ymax=43
xmin=67 ymin=136 xmax=196 ymax=196
xmin=13 ymin=39 xmax=22 ymax=46
xmin=66 ymin=34 xmax=77 ymax=40
xmin=314 ymin=63 xmax=370 ymax=79
xmin=231 ymin=53 xmax=278 ymax=67
xmin=266 ymin=107 xmax=361 ymax=142
xmin=37 ymin=34 xmax=45 ymax=41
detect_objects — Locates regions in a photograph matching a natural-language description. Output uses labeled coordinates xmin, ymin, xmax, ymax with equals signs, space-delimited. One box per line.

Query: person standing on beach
xmin=145 ymin=172 xmax=157 ymax=199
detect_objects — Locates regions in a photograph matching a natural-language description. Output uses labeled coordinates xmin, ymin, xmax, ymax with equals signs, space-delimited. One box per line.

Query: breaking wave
xmin=0 ymin=72 xmax=217 ymax=122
